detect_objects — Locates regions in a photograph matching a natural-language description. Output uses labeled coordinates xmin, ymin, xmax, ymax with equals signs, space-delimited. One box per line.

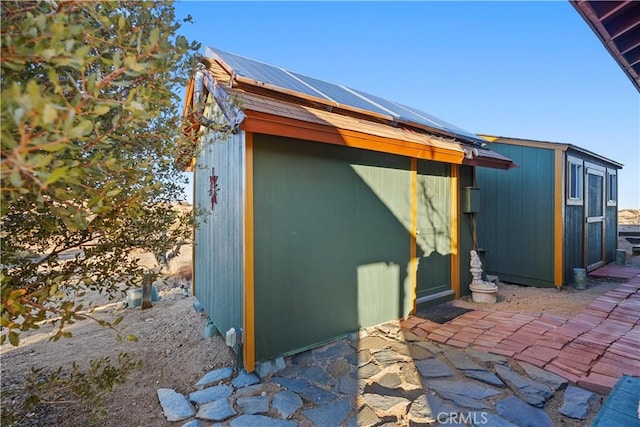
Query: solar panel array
xmin=206 ymin=46 xmax=484 ymax=145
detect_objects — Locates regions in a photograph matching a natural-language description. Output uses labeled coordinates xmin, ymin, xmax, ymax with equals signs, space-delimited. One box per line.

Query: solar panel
xmin=206 ymin=46 xmax=484 ymax=145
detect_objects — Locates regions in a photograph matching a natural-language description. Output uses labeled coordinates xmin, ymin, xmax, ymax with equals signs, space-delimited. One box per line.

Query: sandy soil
xmin=2 ymin=212 xmax=639 ymax=426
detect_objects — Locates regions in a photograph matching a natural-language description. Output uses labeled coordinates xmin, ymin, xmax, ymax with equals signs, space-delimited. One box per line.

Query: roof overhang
xmin=571 ymin=0 xmax=640 ymax=92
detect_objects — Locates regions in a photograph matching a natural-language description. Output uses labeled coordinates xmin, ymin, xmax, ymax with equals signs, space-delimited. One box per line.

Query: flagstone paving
xmin=156 ymin=277 xmax=639 ymax=426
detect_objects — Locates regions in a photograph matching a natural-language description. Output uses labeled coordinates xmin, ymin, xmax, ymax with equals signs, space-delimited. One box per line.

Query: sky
xmin=174 ymin=1 xmax=639 ymax=209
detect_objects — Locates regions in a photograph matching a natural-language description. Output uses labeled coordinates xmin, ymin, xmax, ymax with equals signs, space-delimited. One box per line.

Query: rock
xmin=464 ymin=369 xmax=505 ymax=387
xmin=188 ymin=385 xmax=234 ymax=405
xmin=359 ymin=362 xmax=381 ymax=379
xmin=298 ymin=366 xmax=336 ymax=386
xmin=423 ymin=393 xmax=459 ymax=418
xmin=399 ymin=363 xmax=422 ymax=386
xmin=299 ymin=384 xmax=338 ymax=405
xmin=235 ymin=383 xmax=271 ymax=398
xmin=232 ymin=369 xmax=260 ymax=388
xmin=357 ymin=405 xmax=381 ymax=427
xmin=362 ymin=393 xmax=410 ymax=416
xmin=399 ymin=330 xmax=422 ymax=342
xmin=230 ymin=414 xmax=297 ymax=427
xmin=327 ymin=359 xmax=352 ymax=379
xmin=465 ymin=348 xmax=507 ymax=365
xmin=272 ymin=390 xmax=303 ymax=419
xmin=303 ymin=396 xmax=352 ymax=426
xmin=444 ymin=348 xmax=484 ymax=370
xmin=358 ymin=349 xmax=373 ymax=366
xmin=359 ymin=336 xmax=389 ymax=351
xmin=372 ymin=348 xmax=409 ymax=366
xmin=496 ymin=396 xmax=552 ymax=427
xmin=415 ymin=358 xmax=454 ymax=378
xmin=273 ymin=377 xmax=310 ymax=393
xmin=518 ymin=361 xmax=568 ymax=391
xmin=291 ymin=350 xmax=315 ymax=367
xmin=195 ymin=398 xmax=236 ymax=422
xmin=407 ymin=395 xmax=436 ymax=424
xmin=334 ymin=372 xmax=358 ymax=395
xmin=314 ymin=340 xmax=356 ymax=363
xmin=157 ymin=388 xmax=196 ymax=422
xmin=559 ymin=386 xmax=598 ymax=420
xmin=237 ymin=395 xmax=271 ymax=415
xmin=365 ymin=371 xmax=421 ymax=400
xmin=195 ymin=367 xmax=234 ymax=387
xmin=427 ymin=380 xmax=500 ymax=409
xmin=469 ymin=413 xmax=517 ymax=427
xmin=256 ymin=357 xmax=286 ymax=378
xmin=181 ymin=420 xmax=202 ymax=427
xmin=495 ymin=364 xmax=552 ymax=407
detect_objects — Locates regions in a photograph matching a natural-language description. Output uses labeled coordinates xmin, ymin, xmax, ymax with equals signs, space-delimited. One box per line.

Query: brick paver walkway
xmin=400 ymin=275 xmax=640 ymax=394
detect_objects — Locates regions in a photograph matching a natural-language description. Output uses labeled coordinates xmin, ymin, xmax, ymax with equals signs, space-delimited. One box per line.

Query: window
xmin=567 ymin=157 xmax=583 ymax=204
xmin=607 ymin=169 xmax=617 ymax=206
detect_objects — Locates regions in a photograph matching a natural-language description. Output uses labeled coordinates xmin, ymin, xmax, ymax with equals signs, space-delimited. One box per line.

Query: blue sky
xmin=174 ymin=1 xmax=639 ymax=209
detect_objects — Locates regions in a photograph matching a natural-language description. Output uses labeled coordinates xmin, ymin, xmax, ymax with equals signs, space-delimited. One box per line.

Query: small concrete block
xmin=157 ymin=388 xmax=196 ymax=422
xmin=195 ymin=367 xmax=233 ymax=387
xmin=256 ymin=357 xmax=286 ymax=379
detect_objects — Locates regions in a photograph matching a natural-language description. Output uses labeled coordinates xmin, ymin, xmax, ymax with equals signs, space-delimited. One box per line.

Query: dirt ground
xmin=1 ymin=212 xmax=639 ymax=426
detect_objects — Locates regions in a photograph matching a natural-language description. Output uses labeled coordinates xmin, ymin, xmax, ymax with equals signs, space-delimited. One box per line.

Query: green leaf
xmin=8 ymin=331 xmax=19 ymax=346
xmin=42 ymin=103 xmax=58 ymax=124
xmin=44 ymin=166 xmax=69 ymax=187
xmin=68 ymin=120 xmax=93 ymax=138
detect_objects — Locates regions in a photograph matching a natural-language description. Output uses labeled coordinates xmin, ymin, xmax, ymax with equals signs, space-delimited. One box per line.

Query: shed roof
xmin=180 ymin=47 xmax=516 ymax=171
xmin=571 ymin=0 xmax=640 ymax=92
xmin=479 ymin=134 xmax=623 ymax=168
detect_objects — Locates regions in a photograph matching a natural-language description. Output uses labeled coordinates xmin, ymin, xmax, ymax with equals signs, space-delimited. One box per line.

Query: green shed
xmin=476 ymin=135 xmax=623 ymax=288
xmin=181 ymin=47 xmax=515 ymax=372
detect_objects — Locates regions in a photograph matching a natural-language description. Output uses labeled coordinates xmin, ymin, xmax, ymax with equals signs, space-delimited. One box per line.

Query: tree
xmin=1 ymin=0 xmax=199 ymax=345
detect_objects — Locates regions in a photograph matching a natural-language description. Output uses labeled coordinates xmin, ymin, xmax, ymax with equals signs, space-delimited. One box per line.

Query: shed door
xmin=585 ymin=165 xmax=605 ymax=271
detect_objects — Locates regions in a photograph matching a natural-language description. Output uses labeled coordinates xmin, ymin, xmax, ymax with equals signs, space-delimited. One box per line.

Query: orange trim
xmin=554 ymin=150 xmax=564 ymax=287
xmin=240 ymin=111 xmax=466 ymax=165
xmin=450 ymin=165 xmax=460 ymax=298
xmin=410 ymin=158 xmax=418 ymax=313
xmin=243 ymin=132 xmax=256 ymax=372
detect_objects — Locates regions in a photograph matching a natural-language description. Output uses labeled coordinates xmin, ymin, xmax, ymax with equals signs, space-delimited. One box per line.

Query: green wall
xmin=252 ymin=134 xmax=414 ymax=361
xmin=477 ymin=144 xmax=555 ymax=287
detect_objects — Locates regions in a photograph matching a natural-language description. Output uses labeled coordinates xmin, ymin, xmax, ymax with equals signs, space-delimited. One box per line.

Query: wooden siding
xmin=194 ymin=130 xmax=245 ymax=340
xmin=458 ymin=166 xmax=474 ymax=295
xmin=252 ymin=134 xmax=413 ymax=362
xmin=564 ymin=204 xmax=585 ymax=282
xmin=476 ymin=144 xmax=556 ymax=287
xmin=605 ymin=205 xmax=618 ymax=263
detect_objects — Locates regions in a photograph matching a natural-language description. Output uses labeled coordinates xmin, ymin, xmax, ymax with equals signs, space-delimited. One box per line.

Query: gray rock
xmin=496 ymin=396 xmax=552 ymax=427
xmin=413 ymin=340 xmax=442 ymax=354
xmin=276 ymin=364 xmax=305 ymax=379
xmin=314 ymin=340 xmax=356 ymax=363
xmin=181 ymin=420 xmax=202 ymax=427
xmin=327 ymin=359 xmax=352 ymax=379
xmin=358 ymin=348 xmax=372 ymax=366
xmin=465 ymin=348 xmax=507 ymax=365
xmin=359 ymin=362 xmax=381 ymax=379
xmin=399 ymin=362 xmax=422 ymax=386
xmin=407 ymin=395 xmax=436 ymax=424
xmin=364 ymin=371 xmax=421 ymax=400
xmin=423 ymin=393 xmax=459 ymax=418
xmin=427 ymin=379 xmax=500 ymax=407
xmin=415 ymin=358 xmax=454 ymax=378
xmin=291 ymin=350 xmax=315 ymax=366
xmin=232 ymin=369 xmax=260 ymax=388
xmin=518 ymin=361 xmax=568 ymax=391
xmin=273 ymin=376 xmax=310 ymax=393
xmin=157 ymin=388 xmax=196 ymax=422
xmin=298 ymin=366 xmax=336 ymax=386
xmin=196 ymin=398 xmax=237 ymax=422
xmin=359 ymin=336 xmax=389 ymax=350
xmin=300 ymin=384 xmax=338 ymax=405
xmin=362 ymin=393 xmax=410 ymax=414
xmin=237 ymin=395 xmax=271 ymax=415
xmin=235 ymin=383 xmax=271 ymax=398
xmin=470 ymin=413 xmax=517 ymax=427
xmin=559 ymin=386 xmax=598 ymax=420
xmin=357 ymin=405 xmax=380 ymax=427
xmin=195 ymin=367 xmax=234 ymax=387
xmin=230 ymin=414 xmax=297 ymax=427
xmin=495 ymin=364 xmax=552 ymax=407
xmin=188 ymin=385 xmax=234 ymax=404
xmin=256 ymin=357 xmax=286 ymax=378
xmin=334 ymin=372 xmax=358 ymax=395
xmin=272 ymin=390 xmax=303 ymax=419
xmin=372 ymin=348 xmax=408 ymax=366
xmin=303 ymin=396 xmax=352 ymax=426
xmin=444 ymin=348 xmax=484 ymax=370
xmin=464 ymin=369 xmax=505 ymax=387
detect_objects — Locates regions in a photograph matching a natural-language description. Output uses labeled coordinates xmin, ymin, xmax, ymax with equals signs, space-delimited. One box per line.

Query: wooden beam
xmin=450 ymin=164 xmax=460 ymax=299
xmin=410 ymin=158 xmax=418 ymax=313
xmin=243 ymin=132 xmax=256 ymax=372
xmin=554 ymin=149 xmax=564 ymax=287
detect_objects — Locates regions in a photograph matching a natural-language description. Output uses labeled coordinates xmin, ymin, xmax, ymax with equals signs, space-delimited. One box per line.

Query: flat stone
xmin=157 ymin=388 xmax=196 ymax=422
xmin=407 ymin=395 xmax=436 ymax=424
xmin=235 ymin=383 xmax=271 ymax=398
xmin=399 ymin=363 xmax=422 ymax=387
xmin=299 ymin=384 xmax=338 ymax=405
xmin=303 ymin=396 xmax=352 ymax=426
xmin=364 ymin=371 xmax=421 ymax=400
xmin=237 ymin=396 xmax=271 ymax=415
xmin=362 ymin=393 xmax=410 ymax=416
xmin=413 ymin=340 xmax=442 ymax=354
xmin=195 ymin=367 xmax=234 ymax=387
xmin=376 ymin=322 xmax=402 ymax=336
xmin=188 ymin=385 xmax=234 ymax=404
xmin=464 ymin=369 xmax=505 ymax=387
xmin=359 ymin=336 xmax=389 ymax=350
xmin=559 ymin=386 xmax=598 ymax=420
xmin=518 ymin=361 xmax=568 ymax=391
xmin=314 ymin=340 xmax=356 ymax=363
xmin=181 ymin=420 xmax=202 ymax=427
xmin=196 ymin=398 xmax=236 ymax=422
xmin=291 ymin=350 xmax=315 ymax=367
xmin=256 ymin=357 xmax=286 ymax=379
xmin=273 ymin=376 xmax=310 ymax=393
xmin=422 ymin=393 xmax=459 ymax=421
xmin=357 ymin=405 xmax=381 ymax=427
xmin=298 ymin=366 xmax=336 ymax=386
xmin=427 ymin=379 xmax=501 ymax=400
xmin=399 ymin=330 xmax=422 ymax=342
xmin=229 ymin=414 xmax=297 ymax=427
xmin=359 ymin=362 xmax=381 ymax=379
xmin=372 ymin=348 xmax=408 ymax=366
xmin=431 ymin=391 xmax=491 ymax=410
xmin=470 ymin=412 xmax=517 ymax=427
xmin=444 ymin=348 xmax=484 ymax=370
xmin=406 ymin=344 xmax=434 ymax=360
xmin=358 ymin=349 xmax=373 ymax=366
xmin=232 ymin=369 xmax=260 ymax=388
xmin=334 ymin=372 xmax=358 ymax=395
xmin=276 ymin=364 xmax=305 ymax=379
xmin=465 ymin=348 xmax=507 ymax=365
xmin=415 ymin=358 xmax=454 ymax=378
xmin=327 ymin=359 xmax=352 ymax=379
xmin=272 ymin=390 xmax=303 ymax=419
xmin=495 ymin=364 xmax=552 ymax=407
xmin=496 ymin=396 xmax=552 ymax=427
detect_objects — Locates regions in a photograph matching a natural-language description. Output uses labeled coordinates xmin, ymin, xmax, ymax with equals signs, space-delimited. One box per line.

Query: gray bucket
xmin=573 ymin=268 xmax=587 ymax=290
xmin=616 ymin=249 xmax=626 ymax=265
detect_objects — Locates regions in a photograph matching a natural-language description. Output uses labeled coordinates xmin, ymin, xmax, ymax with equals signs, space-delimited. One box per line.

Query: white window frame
xmin=607 ymin=169 xmax=617 ymax=206
xmin=567 ymin=156 xmax=584 ymax=205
